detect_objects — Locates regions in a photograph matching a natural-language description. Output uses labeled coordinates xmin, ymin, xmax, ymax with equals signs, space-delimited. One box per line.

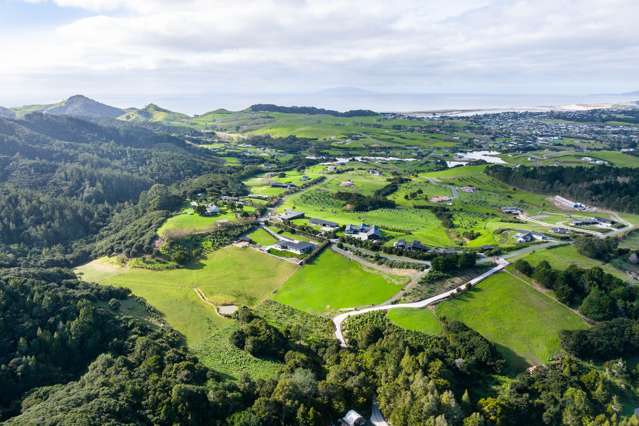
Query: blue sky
xmin=1 ymin=0 xmax=638 ymax=113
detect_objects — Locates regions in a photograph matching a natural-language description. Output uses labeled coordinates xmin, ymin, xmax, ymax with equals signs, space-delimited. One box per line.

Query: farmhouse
xmin=515 ymin=232 xmax=546 ymax=243
xmin=501 ymin=207 xmax=523 ymax=215
xmin=279 ymin=210 xmax=305 ymax=221
xmin=309 ymin=218 xmax=339 ymax=231
xmin=345 ymin=223 xmax=384 ymax=241
xmin=460 ymin=186 xmax=476 ymax=193
xmin=340 ymin=180 xmax=354 ymax=187
xmin=205 ymin=203 xmax=220 ymax=216
xmin=430 ymin=195 xmax=452 ymax=203
xmin=274 ymin=240 xmax=315 ymax=255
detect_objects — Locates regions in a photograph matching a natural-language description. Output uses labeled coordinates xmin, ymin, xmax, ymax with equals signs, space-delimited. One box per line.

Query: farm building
xmin=279 ymin=210 xmax=305 ymax=221
xmin=345 ymin=223 xmax=384 ymax=241
xmin=274 ymin=240 xmax=315 ymax=255
xmin=340 ymin=180 xmax=354 ymax=187
xmin=205 ymin=204 xmax=220 ymax=216
xmin=554 ymin=196 xmax=586 ymax=211
xmin=515 ymin=232 xmax=546 ymax=243
xmin=394 ymin=239 xmax=427 ymax=251
xmin=310 ymin=218 xmax=340 ymax=230
xmin=501 ymin=207 xmax=523 ymax=215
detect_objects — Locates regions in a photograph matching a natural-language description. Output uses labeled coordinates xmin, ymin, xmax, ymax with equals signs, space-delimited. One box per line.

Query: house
xmin=430 ymin=195 xmax=452 ymax=203
xmin=339 ymin=410 xmax=366 ymax=426
xmin=190 ymin=201 xmax=199 ymax=207
xmin=274 ymin=240 xmax=315 ymax=255
xmin=368 ymin=168 xmax=381 ymax=176
xmin=279 ymin=210 xmax=305 ymax=221
xmin=300 ymin=175 xmax=310 ymax=181
xmin=407 ymin=240 xmax=428 ymax=251
xmin=340 ymin=180 xmax=354 ymax=187
xmin=515 ymin=232 xmax=546 ymax=243
xmin=345 ymin=223 xmax=384 ymax=241
xmin=501 ymin=207 xmax=523 ymax=215
xmin=271 ymin=182 xmax=296 ymax=189
xmin=552 ymin=227 xmax=569 ymax=234
xmin=310 ymin=218 xmax=339 ymax=231
xmin=394 ymin=239 xmax=406 ymax=250
xmin=460 ymin=186 xmax=476 ymax=193
xmin=365 ymin=225 xmax=384 ymax=241
xmin=571 ymin=218 xmax=599 ymax=227
xmin=593 ymin=217 xmax=614 ymax=227
xmin=205 ymin=204 xmax=220 ymax=216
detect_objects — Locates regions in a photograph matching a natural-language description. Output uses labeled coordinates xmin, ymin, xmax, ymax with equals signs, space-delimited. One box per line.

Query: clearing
xmin=435 ymin=272 xmax=588 ymax=371
xmin=273 ymin=249 xmax=405 ymax=313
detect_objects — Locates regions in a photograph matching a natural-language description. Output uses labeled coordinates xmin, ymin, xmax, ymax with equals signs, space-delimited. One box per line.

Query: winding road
xmin=332 ymin=257 xmax=509 ymax=347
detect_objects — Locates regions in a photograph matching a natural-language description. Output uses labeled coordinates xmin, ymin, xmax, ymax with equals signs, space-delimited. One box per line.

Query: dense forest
xmin=486 ymin=165 xmax=639 ymax=213
xmin=0 ymin=114 xmax=247 ymax=267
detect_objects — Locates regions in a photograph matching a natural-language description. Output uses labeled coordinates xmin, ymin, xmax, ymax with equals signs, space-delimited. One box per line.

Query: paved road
xmin=370 ymin=400 xmax=389 ymax=426
xmin=332 ymin=258 xmax=509 ymax=346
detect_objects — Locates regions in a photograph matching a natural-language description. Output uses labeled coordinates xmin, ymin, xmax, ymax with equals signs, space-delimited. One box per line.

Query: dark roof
xmin=310 ymin=218 xmax=339 ymax=227
xmin=280 ymin=211 xmax=305 ymax=220
xmin=276 ymin=240 xmax=315 ymax=252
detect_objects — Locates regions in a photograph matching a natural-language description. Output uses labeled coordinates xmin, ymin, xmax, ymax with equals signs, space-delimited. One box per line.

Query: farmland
xmin=157 ymin=208 xmax=238 ymax=238
xmin=387 ymin=308 xmax=442 ymax=335
xmin=435 ymin=272 xmax=588 ymax=371
xmin=273 ymin=249 xmax=405 ymax=313
xmin=516 ymin=244 xmax=632 ymax=282
xmin=76 ymin=246 xmax=298 ymax=378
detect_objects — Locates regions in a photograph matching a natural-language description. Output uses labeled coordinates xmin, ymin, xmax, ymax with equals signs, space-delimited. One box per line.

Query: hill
xmin=0 ymin=106 xmax=15 ymax=119
xmin=119 ymin=103 xmax=190 ymax=123
xmin=248 ymin=103 xmax=377 ymax=117
xmin=13 ymin=95 xmax=125 ymax=119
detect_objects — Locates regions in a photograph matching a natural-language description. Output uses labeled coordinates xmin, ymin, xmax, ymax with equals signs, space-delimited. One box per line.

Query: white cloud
xmin=3 ymin=0 xmax=639 ymax=110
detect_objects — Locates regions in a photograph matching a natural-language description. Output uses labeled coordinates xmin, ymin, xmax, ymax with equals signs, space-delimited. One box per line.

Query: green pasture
xmin=387 ymin=308 xmax=443 ymax=335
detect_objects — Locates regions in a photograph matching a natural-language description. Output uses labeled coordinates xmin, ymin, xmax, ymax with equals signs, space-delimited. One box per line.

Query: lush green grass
xmin=273 ymin=250 xmax=403 ymax=313
xmin=621 ymin=230 xmax=639 ymax=250
xmin=516 ymin=244 xmax=629 ymax=281
xmin=247 ymin=228 xmax=278 ymax=246
xmin=76 ymin=247 xmax=298 ymax=378
xmin=157 ymin=208 xmax=236 ymax=238
xmin=387 ymin=308 xmax=443 ymax=335
xmin=436 ymin=272 xmax=588 ymax=371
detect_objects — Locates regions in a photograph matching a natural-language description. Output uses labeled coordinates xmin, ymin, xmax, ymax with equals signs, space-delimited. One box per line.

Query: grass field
xmin=157 ymin=208 xmax=236 ymax=237
xmin=621 ymin=231 xmax=639 ymax=250
xmin=387 ymin=308 xmax=442 ymax=335
xmin=247 ymin=227 xmax=278 ymax=246
xmin=516 ymin=244 xmax=630 ymax=281
xmin=76 ymin=246 xmax=298 ymax=378
xmin=436 ymin=272 xmax=588 ymax=371
xmin=273 ymin=249 xmax=404 ymax=313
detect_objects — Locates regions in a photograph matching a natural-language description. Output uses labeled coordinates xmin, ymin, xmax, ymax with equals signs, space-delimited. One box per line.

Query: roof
xmin=342 ymin=410 xmax=364 ymax=426
xmin=276 ymin=240 xmax=315 ymax=252
xmin=280 ymin=211 xmax=304 ymax=220
xmin=310 ymin=218 xmax=339 ymax=227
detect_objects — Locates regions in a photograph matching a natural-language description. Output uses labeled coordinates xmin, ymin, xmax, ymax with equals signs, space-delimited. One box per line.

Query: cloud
xmin=2 ymin=0 xmax=639 ymax=109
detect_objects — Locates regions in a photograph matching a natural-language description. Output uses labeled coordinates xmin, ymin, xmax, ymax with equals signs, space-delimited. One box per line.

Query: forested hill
xmin=248 ymin=104 xmax=377 ymax=117
xmin=0 ymin=113 xmax=243 ymax=268
xmin=486 ymin=164 xmax=639 ymax=213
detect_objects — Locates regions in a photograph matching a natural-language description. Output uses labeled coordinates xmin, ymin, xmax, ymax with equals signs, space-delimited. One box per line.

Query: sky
xmin=1 ymin=0 xmax=638 ymax=113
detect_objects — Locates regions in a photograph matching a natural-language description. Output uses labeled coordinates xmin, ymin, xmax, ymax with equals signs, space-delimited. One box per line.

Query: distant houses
xmin=274 ymin=240 xmax=315 ymax=255
xmin=460 ymin=186 xmax=476 ymax=193
xmin=345 ymin=223 xmax=384 ymax=241
xmin=571 ymin=217 xmax=615 ymax=227
xmin=271 ymin=182 xmax=296 ymax=189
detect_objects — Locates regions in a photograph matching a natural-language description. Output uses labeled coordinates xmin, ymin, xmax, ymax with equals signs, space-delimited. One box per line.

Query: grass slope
xmin=273 ymin=249 xmax=403 ymax=313
xmin=387 ymin=308 xmax=443 ymax=335
xmin=517 ymin=244 xmax=630 ymax=281
xmin=76 ymin=246 xmax=298 ymax=378
xmin=436 ymin=272 xmax=588 ymax=371
xmin=157 ymin=208 xmax=236 ymax=238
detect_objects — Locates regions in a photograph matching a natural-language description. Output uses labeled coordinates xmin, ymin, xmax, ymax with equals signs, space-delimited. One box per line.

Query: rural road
xmin=332 ymin=257 xmax=509 ymax=347
xmin=370 ymin=399 xmax=389 ymax=426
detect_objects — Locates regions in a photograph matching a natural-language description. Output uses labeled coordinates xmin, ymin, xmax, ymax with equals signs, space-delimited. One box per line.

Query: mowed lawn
xmin=157 ymin=208 xmax=236 ymax=237
xmin=517 ymin=244 xmax=629 ymax=281
xmin=76 ymin=246 xmax=298 ymax=378
xmin=247 ymin=227 xmax=278 ymax=246
xmin=387 ymin=308 xmax=443 ymax=335
xmin=273 ymin=250 xmax=403 ymax=313
xmin=436 ymin=272 xmax=588 ymax=371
